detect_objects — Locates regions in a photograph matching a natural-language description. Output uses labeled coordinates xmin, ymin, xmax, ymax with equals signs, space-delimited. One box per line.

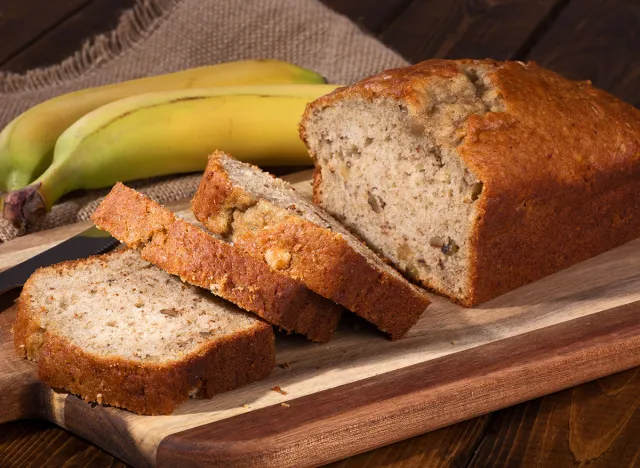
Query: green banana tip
xmin=315 ymin=73 xmax=328 ymax=84
xmin=2 ymin=183 xmax=46 ymax=228
xmin=295 ymin=65 xmax=327 ymax=84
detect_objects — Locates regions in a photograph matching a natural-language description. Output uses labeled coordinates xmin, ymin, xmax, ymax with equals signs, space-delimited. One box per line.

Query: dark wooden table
xmin=1 ymin=1 xmax=639 ymax=466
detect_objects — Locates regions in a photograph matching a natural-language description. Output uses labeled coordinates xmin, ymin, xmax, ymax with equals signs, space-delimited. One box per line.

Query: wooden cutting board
xmin=1 ymin=171 xmax=639 ymax=468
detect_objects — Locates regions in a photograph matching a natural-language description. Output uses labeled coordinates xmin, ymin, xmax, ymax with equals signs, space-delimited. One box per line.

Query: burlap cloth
xmin=0 ymin=0 xmax=408 ymax=243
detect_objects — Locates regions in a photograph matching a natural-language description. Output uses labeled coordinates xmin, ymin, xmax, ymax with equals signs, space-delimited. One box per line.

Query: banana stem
xmin=2 ymin=159 xmax=72 ymax=227
xmin=2 ymin=183 xmax=45 ymax=228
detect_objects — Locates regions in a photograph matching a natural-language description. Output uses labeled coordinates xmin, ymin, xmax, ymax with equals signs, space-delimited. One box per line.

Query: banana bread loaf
xmin=300 ymin=59 xmax=640 ymax=306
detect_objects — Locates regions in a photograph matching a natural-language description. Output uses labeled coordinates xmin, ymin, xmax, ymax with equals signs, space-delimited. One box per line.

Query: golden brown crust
xmin=13 ymin=250 xmax=275 ymax=415
xmin=191 ymin=159 xmax=258 ymax=235
xmin=301 ymin=59 xmax=640 ymax=306
xmin=36 ymin=324 xmax=274 ymax=415
xmin=192 ymin=154 xmax=430 ymax=339
xmin=92 ymin=184 xmax=342 ymax=342
xmin=460 ymin=61 xmax=640 ymax=305
xmin=300 ymin=59 xmax=463 ymax=126
xmin=311 ymin=166 xmax=323 ymax=206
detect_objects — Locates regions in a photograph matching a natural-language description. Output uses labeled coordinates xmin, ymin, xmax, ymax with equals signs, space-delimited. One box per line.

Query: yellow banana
xmin=0 ymin=60 xmax=325 ymax=193
xmin=2 ymin=84 xmax=339 ymax=226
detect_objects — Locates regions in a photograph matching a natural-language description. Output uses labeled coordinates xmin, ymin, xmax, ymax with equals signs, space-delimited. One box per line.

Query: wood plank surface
xmin=0 ymin=0 xmax=90 ymax=66
xmin=526 ymin=0 xmax=640 ymax=107
xmin=468 ymin=368 xmax=640 ymax=467
xmin=0 ymin=305 xmax=43 ymax=424
xmin=0 ymin=419 xmax=128 ymax=468
xmin=327 ymin=416 xmax=490 ymax=467
xmin=321 ymin=0 xmax=413 ymax=34
xmin=380 ymin=0 xmax=568 ymax=62
xmin=1 ymin=0 xmax=137 ymax=73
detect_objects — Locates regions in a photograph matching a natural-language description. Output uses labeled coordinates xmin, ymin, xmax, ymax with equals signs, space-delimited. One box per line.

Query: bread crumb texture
xmin=13 ymin=249 xmax=275 ymax=415
xmin=20 ymin=250 xmax=261 ymax=361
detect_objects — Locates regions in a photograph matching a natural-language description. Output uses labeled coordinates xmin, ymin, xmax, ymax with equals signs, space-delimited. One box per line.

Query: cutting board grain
xmin=1 ymin=172 xmax=639 ymax=468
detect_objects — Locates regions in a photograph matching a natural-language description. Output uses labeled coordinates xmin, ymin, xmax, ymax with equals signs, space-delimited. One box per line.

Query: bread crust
xmin=91 ymin=184 xmax=342 ymax=342
xmin=301 ymin=59 xmax=640 ymax=306
xmin=192 ymin=154 xmax=430 ymax=339
xmin=13 ymin=250 xmax=275 ymax=415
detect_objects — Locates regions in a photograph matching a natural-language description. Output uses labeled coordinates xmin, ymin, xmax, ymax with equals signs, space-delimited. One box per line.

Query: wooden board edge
xmin=156 ymin=301 xmax=640 ymax=468
xmin=0 ymin=307 xmax=47 ymax=424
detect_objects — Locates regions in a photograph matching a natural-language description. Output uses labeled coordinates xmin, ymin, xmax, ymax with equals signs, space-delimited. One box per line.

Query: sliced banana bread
xmin=300 ymin=59 xmax=640 ymax=306
xmin=92 ymin=184 xmax=342 ymax=342
xmin=191 ymin=152 xmax=430 ymax=339
xmin=13 ymin=249 xmax=274 ymax=415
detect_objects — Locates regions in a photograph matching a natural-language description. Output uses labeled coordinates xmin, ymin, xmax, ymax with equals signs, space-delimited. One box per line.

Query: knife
xmin=0 ymin=226 xmax=119 ymax=310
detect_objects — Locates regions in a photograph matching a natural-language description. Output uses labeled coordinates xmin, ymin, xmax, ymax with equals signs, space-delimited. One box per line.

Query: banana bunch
xmin=0 ymin=59 xmax=325 ymax=193
xmin=0 ymin=60 xmax=338 ymax=228
xmin=2 ymin=83 xmax=339 ymax=226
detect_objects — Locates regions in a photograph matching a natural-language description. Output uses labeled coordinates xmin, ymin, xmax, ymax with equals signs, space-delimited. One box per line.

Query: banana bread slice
xmin=300 ymin=59 xmax=640 ymax=306
xmin=92 ymin=184 xmax=342 ymax=342
xmin=191 ymin=152 xmax=430 ymax=339
xmin=13 ymin=249 xmax=274 ymax=415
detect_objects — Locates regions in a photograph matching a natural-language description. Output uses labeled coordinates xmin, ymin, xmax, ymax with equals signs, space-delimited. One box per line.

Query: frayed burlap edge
xmin=0 ymin=0 xmax=182 ymax=94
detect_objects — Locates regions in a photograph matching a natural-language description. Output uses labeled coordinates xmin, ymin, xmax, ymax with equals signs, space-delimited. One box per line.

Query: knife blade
xmin=0 ymin=226 xmax=119 ymax=309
